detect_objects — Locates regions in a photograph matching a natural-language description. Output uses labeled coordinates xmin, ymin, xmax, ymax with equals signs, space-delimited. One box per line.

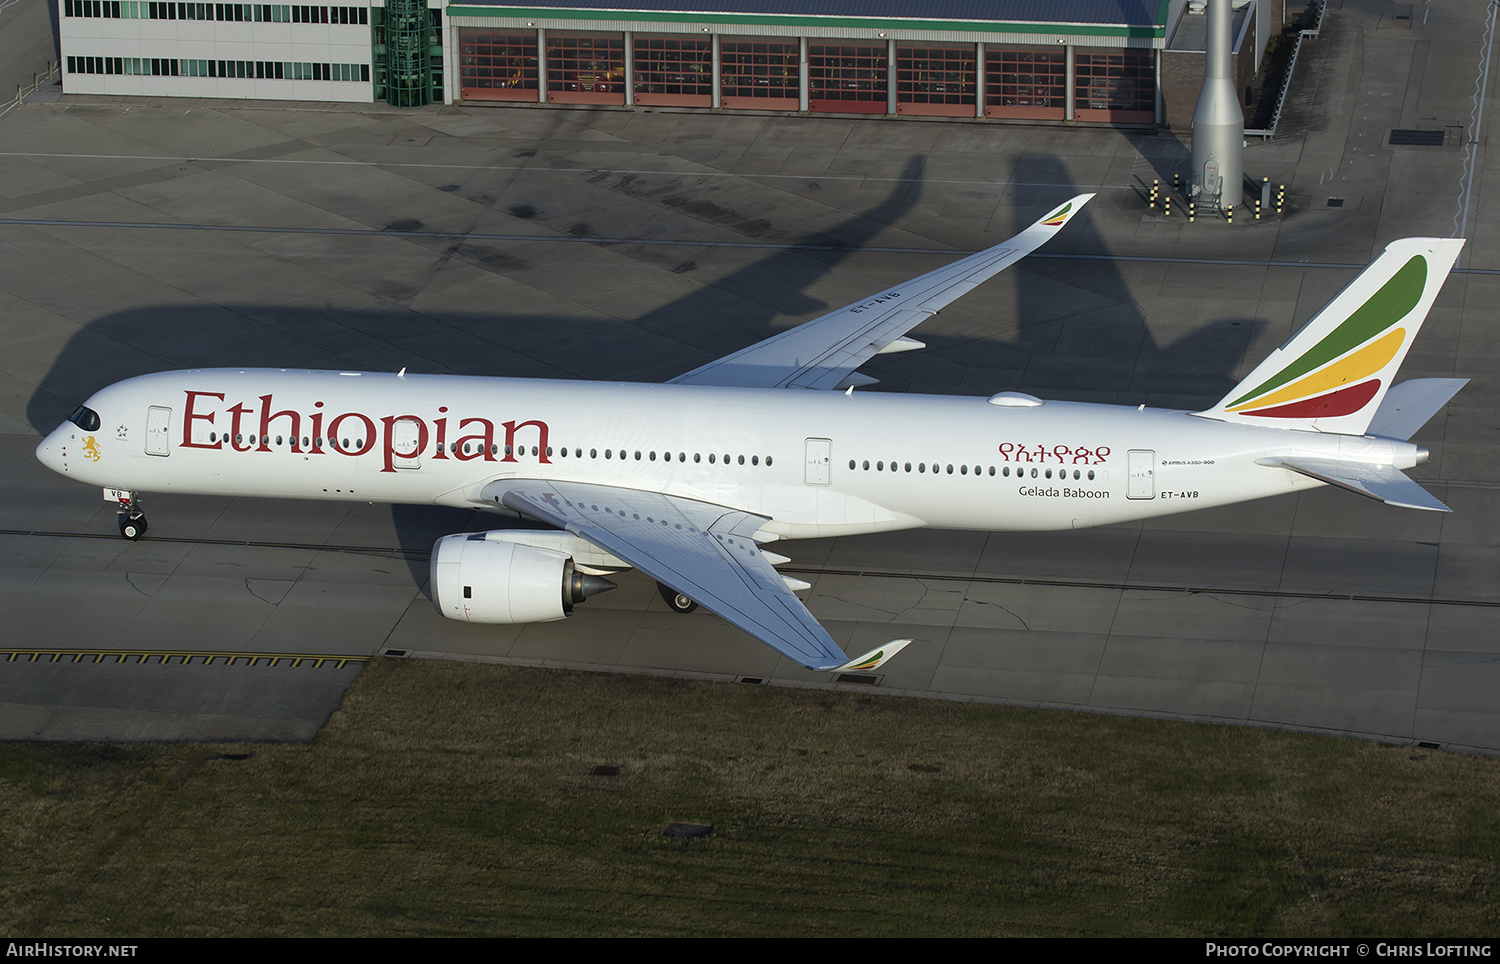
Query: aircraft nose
xmin=35 ymin=428 xmax=66 ymax=474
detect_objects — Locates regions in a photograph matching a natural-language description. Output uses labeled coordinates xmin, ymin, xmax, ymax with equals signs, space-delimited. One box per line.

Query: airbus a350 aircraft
xmin=35 ymin=195 xmax=1468 ymax=673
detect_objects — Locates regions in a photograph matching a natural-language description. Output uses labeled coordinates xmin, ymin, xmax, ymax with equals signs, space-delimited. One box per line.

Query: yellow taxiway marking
xmin=0 ymin=649 xmax=371 ymax=669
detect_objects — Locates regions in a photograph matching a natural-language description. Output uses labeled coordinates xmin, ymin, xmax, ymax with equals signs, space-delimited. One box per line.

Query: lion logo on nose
xmin=81 ymin=436 xmax=102 ymax=461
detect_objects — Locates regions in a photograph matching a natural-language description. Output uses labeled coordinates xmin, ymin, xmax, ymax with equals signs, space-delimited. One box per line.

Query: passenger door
xmin=392 ymin=417 xmax=422 ymax=469
xmin=804 ymin=438 xmax=831 ymax=485
xmin=1127 ymin=449 xmax=1155 ymax=499
xmin=145 ymin=406 xmax=171 ymax=457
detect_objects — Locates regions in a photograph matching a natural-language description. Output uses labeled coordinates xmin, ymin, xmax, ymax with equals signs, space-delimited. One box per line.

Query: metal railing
xmin=3 ymin=60 xmax=60 ymax=115
xmin=1245 ymin=1 xmax=1326 ymax=140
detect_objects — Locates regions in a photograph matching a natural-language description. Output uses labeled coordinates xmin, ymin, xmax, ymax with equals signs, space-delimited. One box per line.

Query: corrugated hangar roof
xmin=454 ymin=0 xmax=1166 ymax=27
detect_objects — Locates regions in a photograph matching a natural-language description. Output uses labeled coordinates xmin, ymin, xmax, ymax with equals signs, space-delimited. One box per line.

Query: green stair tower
xmin=373 ymin=0 xmax=444 ymax=106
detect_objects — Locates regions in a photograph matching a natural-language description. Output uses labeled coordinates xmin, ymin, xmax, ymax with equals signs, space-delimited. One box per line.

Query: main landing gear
xmin=658 ymin=582 xmax=698 ymax=614
xmin=115 ymin=492 xmax=147 ymax=541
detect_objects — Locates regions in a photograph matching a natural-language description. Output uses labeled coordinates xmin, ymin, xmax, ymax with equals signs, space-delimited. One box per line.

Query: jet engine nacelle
xmin=430 ymin=533 xmax=615 ymax=624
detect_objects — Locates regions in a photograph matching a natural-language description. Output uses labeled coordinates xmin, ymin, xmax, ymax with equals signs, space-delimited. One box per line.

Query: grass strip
xmin=2 ymin=658 xmax=1496 ymax=937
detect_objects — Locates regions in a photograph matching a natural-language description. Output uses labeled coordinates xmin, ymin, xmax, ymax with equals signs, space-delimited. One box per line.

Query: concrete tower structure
xmin=1191 ymin=0 xmax=1245 ymax=212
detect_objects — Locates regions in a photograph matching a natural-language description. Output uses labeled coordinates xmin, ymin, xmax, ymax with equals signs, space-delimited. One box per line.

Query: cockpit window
xmin=68 ymin=405 xmax=101 ymax=432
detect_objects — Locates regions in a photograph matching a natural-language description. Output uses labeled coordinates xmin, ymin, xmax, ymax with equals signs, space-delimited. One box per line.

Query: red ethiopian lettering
xmin=309 ymin=401 xmax=325 ymax=453
xmin=454 ymin=417 xmax=496 ymax=462
xmin=258 ymin=394 xmax=303 ymax=453
xmin=181 ymin=391 xmax=224 ymax=449
xmin=432 ymin=407 xmax=448 ymax=460
xmin=227 ymin=402 xmax=255 ymax=452
xmin=503 ymin=420 xmax=550 ymax=463
xmin=327 ymin=412 xmax=376 ymax=456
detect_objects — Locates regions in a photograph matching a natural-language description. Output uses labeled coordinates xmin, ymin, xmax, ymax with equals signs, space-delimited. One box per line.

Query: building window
xmin=65 ymin=2 xmax=367 ymax=20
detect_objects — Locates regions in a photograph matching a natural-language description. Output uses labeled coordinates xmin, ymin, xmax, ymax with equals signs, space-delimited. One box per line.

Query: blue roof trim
xmin=451 ymin=0 xmax=1164 ymax=27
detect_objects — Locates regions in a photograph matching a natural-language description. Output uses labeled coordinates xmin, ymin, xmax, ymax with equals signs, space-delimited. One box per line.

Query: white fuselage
xmin=35 ymin=369 xmax=1423 ymax=539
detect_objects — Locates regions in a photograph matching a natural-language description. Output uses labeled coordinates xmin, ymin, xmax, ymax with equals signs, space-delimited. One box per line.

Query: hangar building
xmin=57 ymin=0 xmax=1272 ymax=128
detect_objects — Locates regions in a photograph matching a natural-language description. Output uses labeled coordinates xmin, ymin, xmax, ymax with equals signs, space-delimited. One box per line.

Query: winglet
xmin=1037 ymin=195 xmax=1093 ymax=229
xmin=828 ymin=639 xmax=912 ymax=673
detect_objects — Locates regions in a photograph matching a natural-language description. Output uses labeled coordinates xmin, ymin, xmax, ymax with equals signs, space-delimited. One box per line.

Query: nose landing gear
xmin=119 ymin=514 xmax=147 ymax=541
xmin=114 ymin=491 xmax=146 ymax=541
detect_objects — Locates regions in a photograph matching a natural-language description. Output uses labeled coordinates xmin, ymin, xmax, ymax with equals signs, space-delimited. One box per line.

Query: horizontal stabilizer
xmin=1263 ymin=457 xmax=1451 ymax=512
xmin=1367 ymin=378 xmax=1468 ymax=440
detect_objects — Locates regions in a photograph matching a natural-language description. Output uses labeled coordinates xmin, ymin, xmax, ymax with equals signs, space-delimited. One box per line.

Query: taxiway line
xmin=5 ymin=216 xmax=1499 ymax=274
xmin=2 ymin=527 xmax=1494 ymax=610
xmin=0 ymin=150 xmax=1130 ymax=189
xmin=0 ymin=648 xmax=370 ymax=667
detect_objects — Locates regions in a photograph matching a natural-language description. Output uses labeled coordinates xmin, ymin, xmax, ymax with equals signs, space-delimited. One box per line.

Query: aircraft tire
xmin=119 ymin=515 xmax=146 ymax=541
xmin=658 ymin=582 xmax=698 ymax=614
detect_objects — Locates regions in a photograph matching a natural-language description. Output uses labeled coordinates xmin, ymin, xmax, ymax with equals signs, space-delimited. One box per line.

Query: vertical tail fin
xmin=1197 ymin=238 xmax=1464 ymax=435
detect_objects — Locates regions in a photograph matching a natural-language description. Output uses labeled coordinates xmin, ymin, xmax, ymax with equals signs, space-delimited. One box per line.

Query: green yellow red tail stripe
xmin=1225 ymin=256 xmax=1426 ymax=417
xmin=1198 ymin=238 xmax=1463 ymax=435
xmin=1040 ymin=202 xmax=1073 ymax=226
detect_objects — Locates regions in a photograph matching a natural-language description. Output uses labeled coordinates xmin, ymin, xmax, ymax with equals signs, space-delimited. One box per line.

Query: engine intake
xmin=430 ymin=533 xmax=615 ymax=624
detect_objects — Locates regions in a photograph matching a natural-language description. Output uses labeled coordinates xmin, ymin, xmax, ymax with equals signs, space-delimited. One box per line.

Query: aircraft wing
xmin=667 ymin=194 xmax=1095 ymax=390
xmin=488 ymin=479 xmax=910 ymax=672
